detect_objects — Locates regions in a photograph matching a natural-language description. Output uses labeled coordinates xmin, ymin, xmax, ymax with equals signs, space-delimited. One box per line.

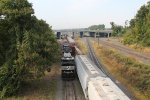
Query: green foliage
xmin=0 ymin=61 xmax=23 ymax=98
xmin=0 ymin=0 xmax=59 ymax=98
xmin=123 ymin=29 xmax=136 ymax=44
xmin=110 ymin=22 xmax=124 ymax=36
xmin=123 ymin=2 xmax=150 ymax=47
xmin=88 ymin=24 xmax=105 ymax=30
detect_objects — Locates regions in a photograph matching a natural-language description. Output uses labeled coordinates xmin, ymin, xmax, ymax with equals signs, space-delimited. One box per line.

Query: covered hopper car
xmin=75 ymin=55 xmax=130 ymax=100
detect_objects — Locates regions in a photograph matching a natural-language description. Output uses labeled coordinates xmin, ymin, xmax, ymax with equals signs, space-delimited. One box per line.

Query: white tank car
xmin=75 ymin=55 xmax=130 ymax=100
xmin=75 ymin=55 xmax=106 ymax=99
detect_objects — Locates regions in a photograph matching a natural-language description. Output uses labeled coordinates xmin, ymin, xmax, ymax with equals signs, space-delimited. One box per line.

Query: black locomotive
xmin=61 ymin=53 xmax=75 ymax=79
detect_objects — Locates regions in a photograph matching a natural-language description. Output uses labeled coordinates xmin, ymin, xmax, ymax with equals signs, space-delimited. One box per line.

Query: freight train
xmin=57 ymin=34 xmax=130 ymax=100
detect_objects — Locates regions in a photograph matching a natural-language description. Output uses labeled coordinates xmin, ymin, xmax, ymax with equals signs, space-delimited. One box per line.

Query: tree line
xmin=0 ymin=0 xmax=59 ymax=98
xmin=110 ymin=1 xmax=150 ymax=47
xmin=88 ymin=24 xmax=105 ymax=30
xmin=123 ymin=1 xmax=150 ymax=46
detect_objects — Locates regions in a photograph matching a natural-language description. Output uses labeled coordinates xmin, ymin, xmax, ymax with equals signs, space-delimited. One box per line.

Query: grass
xmin=75 ymin=37 xmax=88 ymax=55
xmin=111 ymin=37 xmax=150 ymax=53
xmin=4 ymin=64 xmax=59 ymax=100
xmin=128 ymin=44 xmax=150 ymax=53
xmin=92 ymin=40 xmax=150 ymax=100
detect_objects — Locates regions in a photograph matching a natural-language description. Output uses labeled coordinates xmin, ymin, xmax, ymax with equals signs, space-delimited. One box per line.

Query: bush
xmin=0 ymin=63 xmax=22 ymax=98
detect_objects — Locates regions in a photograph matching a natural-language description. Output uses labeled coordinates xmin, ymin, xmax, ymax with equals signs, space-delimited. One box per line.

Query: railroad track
xmin=86 ymin=37 xmax=135 ymax=100
xmin=64 ymin=81 xmax=76 ymax=100
xmin=99 ymin=39 xmax=150 ymax=63
xmin=86 ymin=38 xmax=107 ymax=76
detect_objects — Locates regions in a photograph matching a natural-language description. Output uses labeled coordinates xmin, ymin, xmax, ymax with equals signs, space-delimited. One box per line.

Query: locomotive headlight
xmin=67 ymin=66 xmax=70 ymax=69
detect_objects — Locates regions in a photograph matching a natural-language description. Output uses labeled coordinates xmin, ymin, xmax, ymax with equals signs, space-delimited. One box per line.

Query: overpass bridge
xmin=54 ymin=29 xmax=113 ymax=38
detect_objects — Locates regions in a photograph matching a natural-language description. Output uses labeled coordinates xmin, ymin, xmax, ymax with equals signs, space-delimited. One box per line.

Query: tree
xmin=110 ymin=22 xmax=124 ymax=36
xmin=88 ymin=24 xmax=105 ymax=30
xmin=0 ymin=0 xmax=59 ymax=98
xmin=0 ymin=0 xmax=34 ymax=97
xmin=123 ymin=2 xmax=150 ymax=46
xmin=129 ymin=19 xmax=136 ymax=28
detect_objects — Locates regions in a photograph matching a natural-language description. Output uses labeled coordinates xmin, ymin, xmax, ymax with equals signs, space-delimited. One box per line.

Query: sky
xmin=28 ymin=0 xmax=149 ymax=29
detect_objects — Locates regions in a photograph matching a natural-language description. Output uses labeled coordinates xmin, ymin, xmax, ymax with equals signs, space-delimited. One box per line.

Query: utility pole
xmin=94 ymin=32 xmax=96 ymax=42
xmin=97 ymin=32 xmax=100 ymax=46
xmin=107 ymin=33 xmax=110 ymax=41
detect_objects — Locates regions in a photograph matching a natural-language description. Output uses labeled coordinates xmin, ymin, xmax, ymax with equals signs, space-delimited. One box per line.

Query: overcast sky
xmin=28 ymin=0 xmax=149 ymax=29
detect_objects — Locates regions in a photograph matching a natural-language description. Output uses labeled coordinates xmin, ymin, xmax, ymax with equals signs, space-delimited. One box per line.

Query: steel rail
xmin=64 ymin=81 xmax=76 ymax=100
xmin=86 ymin=37 xmax=135 ymax=100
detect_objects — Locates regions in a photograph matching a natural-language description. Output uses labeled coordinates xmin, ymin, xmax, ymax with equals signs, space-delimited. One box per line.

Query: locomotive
xmin=61 ymin=52 xmax=75 ymax=79
xmin=62 ymin=43 xmax=72 ymax=53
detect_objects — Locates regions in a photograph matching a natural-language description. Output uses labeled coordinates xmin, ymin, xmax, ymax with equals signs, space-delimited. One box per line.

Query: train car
xmin=61 ymin=52 xmax=76 ymax=80
xmin=70 ymin=45 xmax=75 ymax=56
xmin=67 ymin=36 xmax=75 ymax=46
xmin=88 ymin=77 xmax=130 ymax=100
xmin=75 ymin=46 xmax=82 ymax=55
xmin=75 ymin=55 xmax=106 ymax=99
xmin=64 ymin=36 xmax=76 ymax=56
xmin=75 ymin=55 xmax=130 ymax=100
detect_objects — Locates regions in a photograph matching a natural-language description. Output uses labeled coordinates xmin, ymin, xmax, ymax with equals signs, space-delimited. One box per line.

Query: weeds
xmin=75 ymin=38 xmax=88 ymax=54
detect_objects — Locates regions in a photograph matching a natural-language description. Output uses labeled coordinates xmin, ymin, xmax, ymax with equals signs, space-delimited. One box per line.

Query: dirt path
xmin=93 ymin=37 xmax=150 ymax=65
